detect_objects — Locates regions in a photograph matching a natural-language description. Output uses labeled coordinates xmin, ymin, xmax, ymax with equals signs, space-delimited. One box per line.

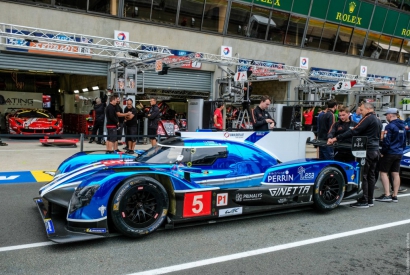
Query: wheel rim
xmin=319 ymin=175 xmax=340 ymax=204
xmin=122 ymin=189 xmax=159 ymax=227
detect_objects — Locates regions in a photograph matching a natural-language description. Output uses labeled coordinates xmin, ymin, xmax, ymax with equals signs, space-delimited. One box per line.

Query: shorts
xmin=379 ymin=154 xmax=402 ymax=173
xmin=107 ymin=128 xmax=117 ymax=142
xmin=126 ymin=126 xmax=137 ymax=142
xmin=148 ymin=128 xmax=158 ymax=140
xmin=117 ymin=123 xmax=124 ymax=141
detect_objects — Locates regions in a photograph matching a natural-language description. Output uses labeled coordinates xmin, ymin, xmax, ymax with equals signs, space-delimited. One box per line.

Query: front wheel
xmin=110 ymin=176 xmax=169 ymax=237
xmin=313 ymin=167 xmax=345 ymax=211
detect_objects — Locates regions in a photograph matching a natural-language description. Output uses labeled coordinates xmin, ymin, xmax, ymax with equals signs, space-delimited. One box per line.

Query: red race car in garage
xmin=7 ymin=109 xmax=63 ymax=135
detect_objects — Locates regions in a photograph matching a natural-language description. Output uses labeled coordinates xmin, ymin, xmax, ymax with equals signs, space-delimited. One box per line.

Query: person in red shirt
xmin=303 ymin=107 xmax=314 ymax=131
xmin=213 ymin=103 xmax=224 ymax=130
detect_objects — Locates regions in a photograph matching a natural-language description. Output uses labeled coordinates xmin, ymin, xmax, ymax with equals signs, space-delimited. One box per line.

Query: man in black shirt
xmin=251 ymin=95 xmax=275 ymax=131
xmin=328 ymin=103 xmax=382 ymax=209
xmin=105 ymin=95 xmax=119 ymax=153
xmin=318 ymin=100 xmax=338 ymax=160
xmin=124 ymin=99 xmax=138 ymax=154
xmin=147 ymin=97 xmax=160 ymax=147
xmin=115 ymin=97 xmax=128 ymax=150
xmin=327 ymin=106 xmax=357 ymax=162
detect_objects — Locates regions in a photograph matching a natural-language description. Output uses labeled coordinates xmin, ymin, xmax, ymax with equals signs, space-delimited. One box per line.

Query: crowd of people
xmin=319 ymin=100 xmax=407 ymax=208
xmin=89 ymin=94 xmax=160 ymax=154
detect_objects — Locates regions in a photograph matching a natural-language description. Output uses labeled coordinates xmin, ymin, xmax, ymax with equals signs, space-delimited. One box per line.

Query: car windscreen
xmin=16 ymin=110 xmax=53 ymax=119
xmin=136 ymin=146 xmax=187 ymax=164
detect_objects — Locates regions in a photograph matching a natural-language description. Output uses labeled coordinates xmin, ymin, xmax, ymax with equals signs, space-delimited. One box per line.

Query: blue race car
xmin=34 ymin=131 xmax=363 ymax=243
xmin=400 ymin=147 xmax=410 ymax=182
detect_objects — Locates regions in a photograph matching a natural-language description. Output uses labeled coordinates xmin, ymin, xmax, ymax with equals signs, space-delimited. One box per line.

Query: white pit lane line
xmin=0 ymin=195 xmax=409 ymax=254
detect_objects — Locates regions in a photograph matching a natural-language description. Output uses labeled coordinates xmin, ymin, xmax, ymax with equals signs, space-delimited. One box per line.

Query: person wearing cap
xmin=375 ymin=108 xmax=407 ymax=203
xmin=328 ymin=103 xmax=382 ymax=209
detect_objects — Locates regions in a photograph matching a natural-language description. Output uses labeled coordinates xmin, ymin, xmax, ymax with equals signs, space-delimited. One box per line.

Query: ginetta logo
xmin=269 ymin=186 xmax=310 ymax=196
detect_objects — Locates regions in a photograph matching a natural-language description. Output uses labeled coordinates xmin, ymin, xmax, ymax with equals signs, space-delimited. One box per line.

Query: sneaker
xmin=89 ymin=140 xmax=94 ymax=144
xmin=114 ymin=150 xmax=121 ymax=153
xmin=368 ymin=202 xmax=374 ymax=207
xmin=126 ymin=150 xmax=135 ymax=154
xmin=392 ymin=196 xmax=398 ymax=203
xmin=123 ymin=146 xmax=129 ymax=150
xmin=350 ymin=202 xmax=369 ymax=208
xmin=398 ymin=187 xmax=407 ymax=193
xmin=374 ymin=194 xmax=392 ymax=202
xmin=0 ymin=142 xmax=8 ymax=146
xmin=106 ymin=151 xmax=114 ymax=154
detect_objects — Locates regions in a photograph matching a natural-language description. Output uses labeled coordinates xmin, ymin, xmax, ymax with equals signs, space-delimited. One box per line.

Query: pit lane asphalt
xmin=0 ymin=137 xmax=409 ymax=274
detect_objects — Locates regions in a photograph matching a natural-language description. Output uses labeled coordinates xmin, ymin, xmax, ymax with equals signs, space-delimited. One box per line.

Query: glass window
xmin=348 ymin=28 xmax=366 ymax=56
xmin=378 ymin=0 xmax=402 ymax=9
xmin=377 ymin=34 xmax=393 ymax=60
xmin=191 ymin=147 xmax=227 ymax=166
xmin=304 ymin=18 xmax=324 ymax=49
xmin=55 ymin=0 xmax=86 ymax=10
xmin=319 ymin=22 xmax=338 ymax=51
xmin=387 ymin=37 xmax=403 ymax=62
xmin=226 ymin=2 xmax=252 ymax=37
xmin=403 ymin=0 xmax=410 ymax=11
xmin=246 ymin=6 xmax=271 ymax=40
xmin=151 ymin=0 xmax=178 ymax=25
xmin=334 ymin=26 xmax=353 ymax=54
xmin=202 ymin=0 xmax=228 ymax=33
xmin=89 ymin=0 xmax=118 ymax=15
xmin=363 ymin=31 xmax=381 ymax=58
xmin=179 ymin=0 xmax=205 ymax=30
xmin=401 ymin=40 xmax=410 ymax=64
xmin=284 ymin=15 xmax=307 ymax=46
xmin=266 ymin=10 xmax=289 ymax=44
xmin=124 ymin=0 xmax=152 ymax=20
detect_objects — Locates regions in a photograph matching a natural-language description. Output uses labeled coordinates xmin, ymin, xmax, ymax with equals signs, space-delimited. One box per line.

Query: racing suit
xmin=317 ymin=109 xmax=335 ymax=160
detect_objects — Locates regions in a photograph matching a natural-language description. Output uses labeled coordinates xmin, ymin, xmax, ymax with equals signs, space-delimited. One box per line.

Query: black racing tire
xmin=313 ymin=167 xmax=345 ymax=211
xmin=110 ymin=176 xmax=169 ymax=237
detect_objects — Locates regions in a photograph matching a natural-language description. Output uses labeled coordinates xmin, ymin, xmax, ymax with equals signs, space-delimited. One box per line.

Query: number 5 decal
xmin=183 ymin=191 xmax=211 ymax=218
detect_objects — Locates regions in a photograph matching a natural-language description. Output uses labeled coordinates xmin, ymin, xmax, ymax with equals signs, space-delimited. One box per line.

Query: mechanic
xmin=318 ymin=100 xmax=338 ymax=160
xmin=89 ymin=98 xmax=105 ymax=144
xmin=303 ymin=106 xmax=314 ymax=131
xmin=327 ymin=106 xmax=357 ymax=162
xmin=375 ymin=108 xmax=406 ymax=203
xmin=213 ymin=102 xmax=225 ymax=131
xmin=115 ymin=97 xmax=129 ymax=151
xmin=147 ymin=97 xmax=161 ymax=147
xmin=328 ymin=103 xmax=382 ymax=209
xmin=105 ymin=95 xmax=119 ymax=154
xmin=123 ymin=98 xmax=138 ymax=154
xmin=242 ymin=81 xmax=253 ymax=117
xmin=251 ymin=95 xmax=275 ymax=131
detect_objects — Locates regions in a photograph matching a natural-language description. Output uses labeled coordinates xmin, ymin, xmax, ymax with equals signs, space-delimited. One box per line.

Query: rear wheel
xmin=313 ymin=167 xmax=345 ymax=211
xmin=110 ymin=176 xmax=169 ymax=237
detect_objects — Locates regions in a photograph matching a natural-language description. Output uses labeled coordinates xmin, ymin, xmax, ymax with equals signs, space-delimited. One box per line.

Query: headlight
xmin=69 ymin=185 xmax=100 ymax=213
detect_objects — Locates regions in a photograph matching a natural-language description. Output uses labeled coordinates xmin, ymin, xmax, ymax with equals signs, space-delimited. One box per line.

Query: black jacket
xmin=105 ymin=103 xmax=118 ymax=127
xmin=147 ymin=104 xmax=161 ymax=129
xmin=252 ymin=106 xmax=274 ymax=131
xmin=336 ymin=112 xmax=382 ymax=151
xmin=328 ymin=120 xmax=357 ymax=141
xmin=381 ymin=119 xmax=407 ymax=155
xmin=318 ymin=109 xmax=335 ymax=140
xmin=93 ymin=103 xmax=105 ymax=122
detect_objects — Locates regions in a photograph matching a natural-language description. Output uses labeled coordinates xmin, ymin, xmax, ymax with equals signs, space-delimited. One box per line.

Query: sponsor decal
xmin=0 ymin=175 xmax=19 ymax=181
xmin=217 ymin=193 xmax=228 ymax=206
xmin=101 ymin=160 xmax=124 ymax=166
xmin=183 ymin=191 xmax=212 ymax=218
xmin=44 ymin=219 xmax=55 ymax=234
xmin=269 ymin=186 xmax=310 ymax=196
xmin=98 ymin=205 xmax=106 ymax=216
xmin=219 ymin=207 xmax=243 ymax=217
xmin=113 ymin=202 xmax=119 ymax=211
xmin=335 ymin=2 xmax=362 ymax=25
xmin=404 ymin=159 xmax=410 ymax=164
xmin=235 ymin=192 xmax=263 ymax=202
xmin=278 ymin=198 xmax=287 ymax=203
xmin=267 ymin=170 xmax=293 ymax=183
xmin=85 ymin=228 xmax=107 ymax=234
xmin=297 ymin=166 xmax=314 ymax=180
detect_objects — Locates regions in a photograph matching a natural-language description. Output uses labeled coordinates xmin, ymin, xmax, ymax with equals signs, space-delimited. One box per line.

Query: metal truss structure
xmin=0 ymin=23 xmax=172 ymax=61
